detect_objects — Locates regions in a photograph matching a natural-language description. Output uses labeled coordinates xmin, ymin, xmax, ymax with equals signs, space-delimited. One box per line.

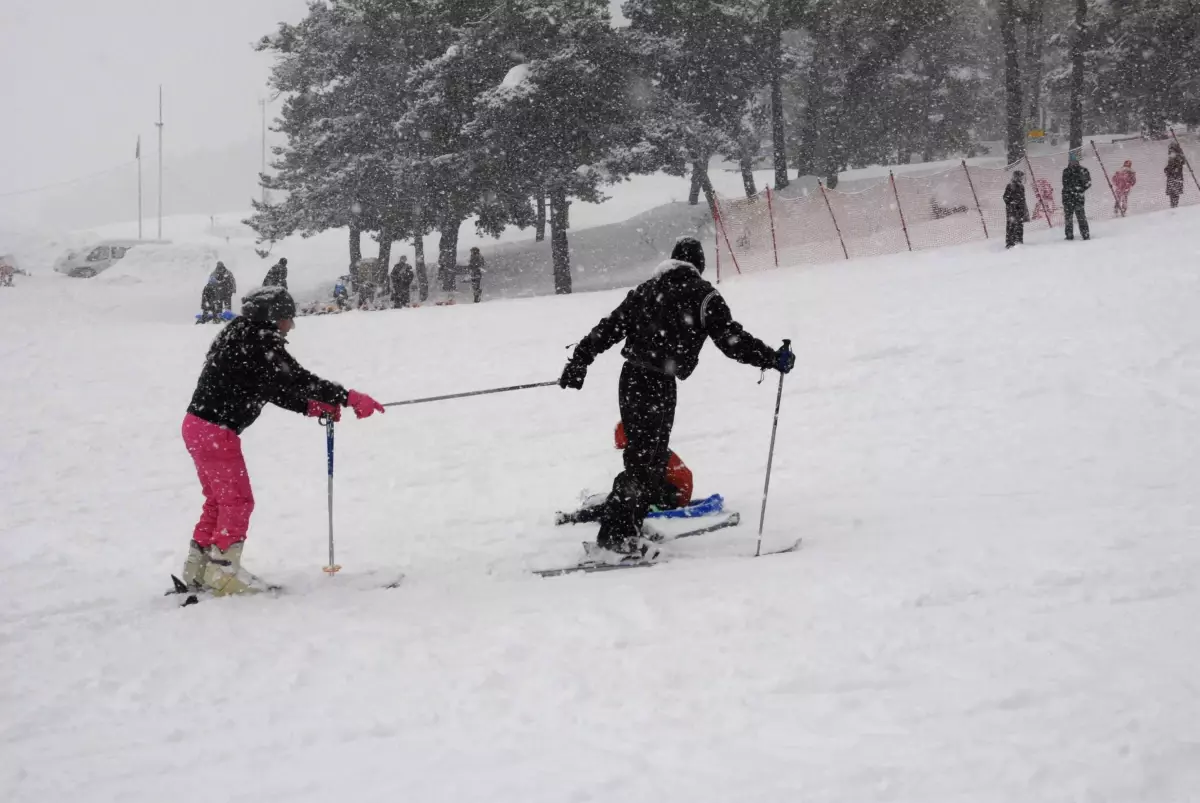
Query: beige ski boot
xmin=202 ymin=541 xmax=271 ymax=597
xmin=180 ymin=540 xmax=211 ymax=591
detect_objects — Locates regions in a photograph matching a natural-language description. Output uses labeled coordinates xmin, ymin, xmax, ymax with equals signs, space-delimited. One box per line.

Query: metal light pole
xmin=156 ymin=85 xmax=164 ymax=239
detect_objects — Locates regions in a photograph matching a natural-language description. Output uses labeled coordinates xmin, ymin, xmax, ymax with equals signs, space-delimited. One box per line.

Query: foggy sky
xmin=0 ymin=0 xmax=629 ymax=197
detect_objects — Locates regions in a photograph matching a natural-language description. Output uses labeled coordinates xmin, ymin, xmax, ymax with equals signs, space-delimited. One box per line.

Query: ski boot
xmin=202 ymin=541 xmax=271 ymax=597
xmin=179 ymin=540 xmax=210 ymax=591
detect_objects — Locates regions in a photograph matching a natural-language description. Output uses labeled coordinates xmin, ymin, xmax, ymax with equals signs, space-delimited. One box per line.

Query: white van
xmin=54 ymin=239 xmax=170 ymax=278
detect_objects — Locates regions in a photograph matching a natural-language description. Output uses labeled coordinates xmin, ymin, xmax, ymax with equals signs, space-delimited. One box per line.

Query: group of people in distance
xmin=177 ymin=237 xmax=793 ymax=597
xmin=1003 ymin=141 xmax=1190 ymax=249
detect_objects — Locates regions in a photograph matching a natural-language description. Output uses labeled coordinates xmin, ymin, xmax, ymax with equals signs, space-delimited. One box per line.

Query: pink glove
xmin=347 ymin=390 xmax=385 ymax=419
xmin=306 ymin=400 xmax=341 ymax=422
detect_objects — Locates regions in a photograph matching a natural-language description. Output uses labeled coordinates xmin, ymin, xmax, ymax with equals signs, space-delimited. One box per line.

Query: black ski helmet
xmin=671 ymin=236 xmax=706 ymax=273
xmin=241 ymin=286 xmax=296 ymax=321
xmin=278 ymin=257 xmax=288 ymax=266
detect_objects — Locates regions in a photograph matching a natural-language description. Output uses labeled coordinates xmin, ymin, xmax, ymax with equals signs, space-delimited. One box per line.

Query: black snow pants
xmin=1064 ymin=202 xmax=1089 ymax=240
xmin=1005 ymin=214 xmax=1024 ymax=248
xmin=597 ymin=361 xmax=678 ymax=548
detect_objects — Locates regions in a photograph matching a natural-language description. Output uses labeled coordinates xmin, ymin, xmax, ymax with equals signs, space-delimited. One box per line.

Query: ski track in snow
xmin=3 ymin=211 xmax=1200 ymax=801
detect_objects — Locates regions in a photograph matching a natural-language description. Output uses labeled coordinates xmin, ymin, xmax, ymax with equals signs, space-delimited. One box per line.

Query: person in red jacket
xmin=1112 ymin=160 xmax=1137 ymax=216
xmin=558 ymin=421 xmax=694 ymax=525
xmin=181 ymin=286 xmax=385 ymax=596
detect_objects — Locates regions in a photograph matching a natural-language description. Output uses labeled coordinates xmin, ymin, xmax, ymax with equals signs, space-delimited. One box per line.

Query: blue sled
xmin=646 ymin=493 xmax=723 ymax=519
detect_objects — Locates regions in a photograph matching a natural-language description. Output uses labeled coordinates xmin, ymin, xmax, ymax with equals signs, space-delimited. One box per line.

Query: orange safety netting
xmin=714 ymin=133 xmax=1200 ymax=277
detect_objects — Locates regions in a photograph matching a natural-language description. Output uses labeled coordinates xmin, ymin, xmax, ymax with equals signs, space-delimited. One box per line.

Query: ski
xmin=643 ymin=511 xmax=741 ymax=543
xmin=166 ymin=571 xmax=401 ymax=607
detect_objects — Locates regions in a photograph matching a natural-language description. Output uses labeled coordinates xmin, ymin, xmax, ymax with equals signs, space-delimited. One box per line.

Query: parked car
xmin=53 ymin=239 xmax=169 ymax=278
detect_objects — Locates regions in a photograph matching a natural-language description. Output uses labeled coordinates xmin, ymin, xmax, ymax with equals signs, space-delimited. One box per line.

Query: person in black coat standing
xmin=1062 ymin=152 xmax=1092 ymax=241
xmin=468 ymin=247 xmax=485 ymax=303
xmin=262 ymin=257 xmax=288 ymax=289
xmin=211 ymin=262 xmax=236 ymax=311
xmin=390 ymin=256 xmax=414 ymax=308
xmin=1003 ymin=171 xmax=1030 ymax=249
xmin=1165 ymin=142 xmax=1187 ymax=208
xmin=558 ymin=236 xmax=794 ymax=557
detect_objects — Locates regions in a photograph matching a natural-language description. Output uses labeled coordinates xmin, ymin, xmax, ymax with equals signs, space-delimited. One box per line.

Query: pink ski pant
xmin=182 ymin=413 xmax=254 ymax=551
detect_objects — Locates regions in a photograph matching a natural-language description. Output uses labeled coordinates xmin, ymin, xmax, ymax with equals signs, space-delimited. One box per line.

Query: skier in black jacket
xmin=1003 ymin=171 xmax=1030 ymax=249
xmin=181 ymin=286 xmax=384 ymax=596
xmin=262 ymin=257 xmax=288 ymax=289
xmin=559 ymin=236 xmax=794 ymax=556
xmin=1062 ymin=152 xmax=1092 ymax=241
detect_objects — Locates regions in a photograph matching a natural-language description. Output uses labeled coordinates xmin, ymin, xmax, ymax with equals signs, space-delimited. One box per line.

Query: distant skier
xmin=468 ymin=247 xmax=485 ymax=303
xmin=558 ymin=236 xmax=793 ymax=557
xmin=262 ymin=257 xmax=288 ymax=289
xmin=180 ymin=286 xmax=385 ymax=596
xmin=1003 ymin=171 xmax=1030 ymax=249
xmin=1165 ymin=142 xmax=1187 ymax=209
xmin=1112 ymin=160 xmax=1137 ymax=217
xmin=1062 ymin=151 xmax=1092 ymax=241
xmin=561 ymin=421 xmax=694 ymax=525
xmin=390 ymin=256 xmax=414 ymax=308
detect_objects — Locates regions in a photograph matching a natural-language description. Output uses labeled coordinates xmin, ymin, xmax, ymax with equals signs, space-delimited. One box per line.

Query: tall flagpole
xmin=156 ymin=85 xmax=164 ymax=239
xmin=137 ymin=136 xmax=143 ymax=239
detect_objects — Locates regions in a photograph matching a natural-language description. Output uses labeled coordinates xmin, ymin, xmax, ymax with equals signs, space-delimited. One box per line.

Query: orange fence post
xmin=890 ymin=171 xmax=913 ymax=251
xmin=1090 ymin=140 xmax=1121 ymax=216
xmin=712 ymin=196 xmax=742 ymax=276
xmin=819 ymin=180 xmax=849 ymax=260
xmin=962 ymin=160 xmax=989 ymax=239
xmin=765 ymin=185 xmax=780 ymax=268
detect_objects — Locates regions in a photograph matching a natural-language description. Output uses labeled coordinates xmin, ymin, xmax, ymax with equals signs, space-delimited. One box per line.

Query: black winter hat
xmin=241 ymin=286 xmax=296 ymax=321
xmin=671 ymin=236 xmax=705 ymax=273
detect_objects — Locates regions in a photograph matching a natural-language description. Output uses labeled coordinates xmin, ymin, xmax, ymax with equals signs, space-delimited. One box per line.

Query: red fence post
xmin=765 ymin=185 xmax=780 ymax=268
xmin=712 ymin=195 xmax=742 ymax=277
xmin=1170 ymin=127 xmax=1200 ymax=195
xmin=1090 ymin=140 xmax=1121 ymax=216
xmin=819 ymin=180 xmax=849 ymax=261
xmin=962 ymin=160 xmax=989 ymax=239
xmin=1024 ymin=154 xmax=1054 ymax=229
xmin=890 ymin=171 xmax=913 ymax=252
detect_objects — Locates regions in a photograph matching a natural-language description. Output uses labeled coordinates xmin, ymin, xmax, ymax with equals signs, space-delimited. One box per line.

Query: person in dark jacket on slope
xmin=558 ymin=236 xmax=793 ymax=556
xmin=1062 ymin=151 xmax=1092 ymax=241
xmin=390 ymin=256 xmax=414 ymax=308
xmin=1166 ymin=142 xmax=1187 ymax=208
xmin=181 ymin=286 xmax=385 ymax=596
xmin=1003 ymin=171 xmax=1030 ymax=249
xmin=262 ymin=257 xmax=288 ymax=289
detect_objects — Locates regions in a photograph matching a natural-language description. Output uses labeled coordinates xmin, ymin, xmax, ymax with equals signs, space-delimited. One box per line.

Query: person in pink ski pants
xmin=1112 ymin=160 xmax=1137 ymax=216
xmin=180 ymin=286 xmax=385 ymax=596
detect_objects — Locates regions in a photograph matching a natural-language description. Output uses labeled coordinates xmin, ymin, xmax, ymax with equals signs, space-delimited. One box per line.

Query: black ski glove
xmin=772 ymin=340 xmax=795 ymax=374
xmin=559 ymin=359 xmax=588 ymax=390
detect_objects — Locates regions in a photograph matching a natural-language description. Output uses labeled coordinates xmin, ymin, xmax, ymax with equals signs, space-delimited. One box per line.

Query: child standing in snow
xmin=180 ymin=287 xmax=385 ymax=596
xmin=1112 ymin=161 xmax=1137 ymax=216
xmin=1003 ymin=171 xmax=1030 ymax=249
xmin=1165 ymin=142 xmax=1187 ymax=209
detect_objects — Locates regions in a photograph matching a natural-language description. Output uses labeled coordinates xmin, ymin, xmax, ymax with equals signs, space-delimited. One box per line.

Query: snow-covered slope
xmin=3 ymin=208 xmax=1200 ymax=802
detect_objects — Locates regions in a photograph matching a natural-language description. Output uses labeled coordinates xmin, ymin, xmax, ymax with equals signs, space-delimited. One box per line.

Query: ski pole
xmin=382 ymin=380 xmax=558 ymax=408
xmin=323 ymin=416 xmax=341 ymax=575
xmin=756 ymin=339 xmax=791 ymax=558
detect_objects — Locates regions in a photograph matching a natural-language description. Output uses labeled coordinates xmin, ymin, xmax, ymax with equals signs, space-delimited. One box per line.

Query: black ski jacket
xmin=262 ymin=262 xmax=288 ymax=289
xmin=569 ymin=260 xmax=777 ymax=380
xmin=1003 ymin=182 xmax=1028 ymax=220
xmin=187 ymin=317 xmax=347 ymax=434
xmin=211 ymin=266 xmax=236 ymax=302
xmin=1062 ymin=163 xmax=1092 ymax=206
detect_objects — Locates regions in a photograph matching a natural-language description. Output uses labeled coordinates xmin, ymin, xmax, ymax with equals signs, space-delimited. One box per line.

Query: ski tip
xmin=168 ymin=575 xmax=189 ymax=595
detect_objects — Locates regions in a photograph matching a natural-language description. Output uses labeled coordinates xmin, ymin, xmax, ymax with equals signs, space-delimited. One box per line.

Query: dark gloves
xmin=771 ymin=340 xmax=795 ymax=374
xmin=559 ymin=359 xmax=588 ymax=390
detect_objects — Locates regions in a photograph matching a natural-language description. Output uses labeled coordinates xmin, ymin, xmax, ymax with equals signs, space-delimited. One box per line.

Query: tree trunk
xmin=535 ymin=189 xmax=546 ymax=242
xmin=437 ymin=218 xmax=460 ymax=293
xmin=999 ymin=0 xmax=1025 ymax=164
xmin=1025 ymin=0 xmax=1046 ymax=131
xmin=770 ymin=22 xmax=789 ymax=190
xmin=1069 ymin=0 xmax=1086 ymax=150
xmin=414 ymin=232 xmax=428 ymax=302
xmin=349 ymin=219 xmax=362 ymax=267
xmin=692 ymin=157 xmax=717 ymax=215
xmin=377 ymin=230 xmax=393 ymax=268
xmin=549 ymin=188 xmax=572 ymax=295
xmin=740 ymin=153 xmax=757 ymax=199
xmin=688 ymin=166 xmax=702 ymax=205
